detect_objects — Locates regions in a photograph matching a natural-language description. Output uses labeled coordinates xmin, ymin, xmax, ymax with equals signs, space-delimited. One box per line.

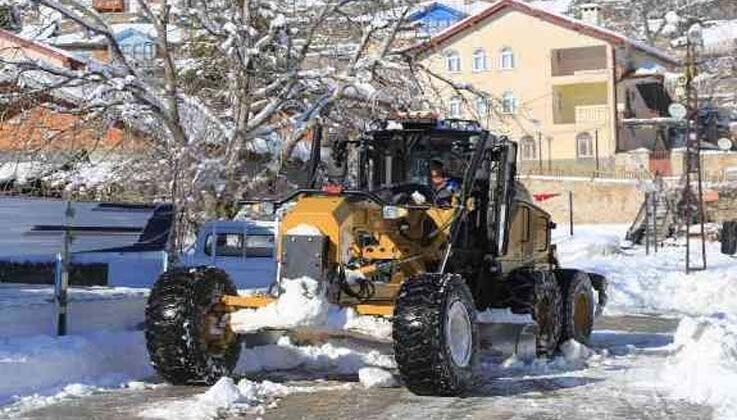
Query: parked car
xmin=180 ymin=220 xmax=276 ymax=290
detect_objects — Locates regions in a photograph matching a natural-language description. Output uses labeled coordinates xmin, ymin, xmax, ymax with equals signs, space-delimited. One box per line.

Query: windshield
xmin=364 ymin=133 xmax=480 ymax=190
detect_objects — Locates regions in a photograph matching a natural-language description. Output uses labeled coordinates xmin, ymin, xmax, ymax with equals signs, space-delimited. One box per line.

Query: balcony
xmin=551 ymin=45 xmax=607 ymax=77
xmin=94 ymin=0 xmax=125 ymax=13
xmin=575 ymin=104 xmax=609 ymax=124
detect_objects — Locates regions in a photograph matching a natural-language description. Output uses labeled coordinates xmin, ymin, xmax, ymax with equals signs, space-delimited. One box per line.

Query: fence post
xmin=56 ymin=200 xmax=74 ymax=336
xmin=54 ymin=252 xmax=66 ymax=336
xmin=568 ymin=191 xmax=574 ymax=236
xmin=645 ymin=192 xmax=651 ymax=256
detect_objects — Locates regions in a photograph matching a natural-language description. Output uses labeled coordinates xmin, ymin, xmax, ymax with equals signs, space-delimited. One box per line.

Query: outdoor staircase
xmin=626 ymin=178 xmax=674 ymax=246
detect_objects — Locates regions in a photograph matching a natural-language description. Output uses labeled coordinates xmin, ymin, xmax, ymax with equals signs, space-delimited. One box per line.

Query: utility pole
xmin=682 ymin=23 xmax=707 ymax=273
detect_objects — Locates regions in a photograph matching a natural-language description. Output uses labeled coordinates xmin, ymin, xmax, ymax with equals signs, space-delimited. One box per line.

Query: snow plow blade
xmin=478 ymin=321 xmax=538 ymax=359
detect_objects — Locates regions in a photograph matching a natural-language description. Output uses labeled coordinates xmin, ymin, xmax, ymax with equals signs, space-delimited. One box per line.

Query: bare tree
xmin=0 ymin=0 xmax=421 ymax=253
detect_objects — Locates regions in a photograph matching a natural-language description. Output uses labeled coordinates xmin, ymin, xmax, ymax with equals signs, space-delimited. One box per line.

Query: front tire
xmin=145 ymin=267 xmax=241 ymax=385
xmin=393 ymin=273 xmax=478 ymax=396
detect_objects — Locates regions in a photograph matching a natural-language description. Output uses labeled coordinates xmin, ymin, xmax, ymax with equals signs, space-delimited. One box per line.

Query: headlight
xmin=382 ymin=205 xmax=408 ymax=220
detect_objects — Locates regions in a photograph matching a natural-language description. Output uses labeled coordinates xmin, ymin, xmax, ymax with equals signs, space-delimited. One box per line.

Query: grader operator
xmin=145 ymin=117 xmax=607 ymax=396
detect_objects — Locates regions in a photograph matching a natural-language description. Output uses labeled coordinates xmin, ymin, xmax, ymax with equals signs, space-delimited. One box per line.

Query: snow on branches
xmin=0 ymin=0 xmax=420 ymax=251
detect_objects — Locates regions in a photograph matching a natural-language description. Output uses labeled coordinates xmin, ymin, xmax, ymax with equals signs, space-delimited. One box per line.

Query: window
xmin=576 ymin=132 xmax=594 ymax=158
xmin=204 ymin=233 xmax=244 ymax=257
xmin=501 ymin=91 xmax=518 ymax=114
xmin=472 ymin=48 xmax=488 ymax=72
xmin=120 ymin=41 xmax=156 ymax=65
xmin=475 ymin=97 xmax=489 ymax=116
xmin=520 ymin=135 xmax=537 ymax=160
xmin=445 ymin=50 xmax=461 ymax=73
xmin=204 ymin=233 xmax=275 ymax=257
xmin=449 ymin=96 xmax=461 ymax=117
xmin=500 ymin=47 xmax=516 ymax=70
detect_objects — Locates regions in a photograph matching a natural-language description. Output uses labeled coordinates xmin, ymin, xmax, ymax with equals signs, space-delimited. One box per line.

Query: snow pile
xmin=659 ymin=314 xmax=737 ymax=419
xmin=238 ymin=335 xmax=395 ymax=374
xmin=140 ymin=377 xmax=290 ymax=420
xmin=559 ymin=339 xmax=594 ymax=362
xmin=492 ymin=340 xmax=597 ymax=374
xmin=230 ymin=277 xmax=392 ymax=340
xmin=231 ymin=277 xmax=331 ymax=332
xmin=358 ymin=367 xmax=397 ymax=388
xmin=0 ymin=331 xmax=152 ymax=407
xmin=554 ymin=226 xmax=622 ymax=261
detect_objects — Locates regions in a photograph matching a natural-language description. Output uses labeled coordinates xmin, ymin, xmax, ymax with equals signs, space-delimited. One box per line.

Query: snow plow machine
xmin=145 ymin=116 xmax=607 ymax=396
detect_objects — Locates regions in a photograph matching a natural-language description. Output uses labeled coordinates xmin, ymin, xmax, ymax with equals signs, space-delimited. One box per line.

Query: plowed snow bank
xmin=660 ymin=314 xmax=737 ymax=420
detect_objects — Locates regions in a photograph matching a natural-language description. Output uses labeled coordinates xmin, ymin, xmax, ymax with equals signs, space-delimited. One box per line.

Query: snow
xmin=230 ymin=276 xmax=392 ymax=340
xmin=238 ymin=335 xmax=395 ymax=374
xmin=139 ymin=377 xmax=290 ymax=420
xmin=285 ymin=223 xmax=322 ymax=236
xmin=0 ymin=330 xmax=152 ymax=407
xmin=358 ymin=367 xmax=397 ymax=388
xmin=555 ymin=225 xmax=737 ymax=317
xmin=230 ymin=276 xmax=330 ymax=332
xmin=659 ymin=314 xmax=737 ymax=420
xmin=0 ymin=284 xmax=147 ymax=337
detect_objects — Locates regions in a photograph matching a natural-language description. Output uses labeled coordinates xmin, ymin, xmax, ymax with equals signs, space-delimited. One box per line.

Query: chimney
xmin=579 ymin=3 xmax=602 ymax=26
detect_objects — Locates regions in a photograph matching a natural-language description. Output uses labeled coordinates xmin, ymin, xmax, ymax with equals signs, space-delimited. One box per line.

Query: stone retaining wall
xmin=520 ymin=175 xmax=644 ymax=224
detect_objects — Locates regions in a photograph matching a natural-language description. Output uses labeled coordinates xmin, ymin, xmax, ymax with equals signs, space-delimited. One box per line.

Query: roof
xmin=406 ymin=0 xmax=679 ymax=65
xmin=49 ymin=23 xmax=183 ymax=48
xmin=408 ymin=2 xmax=467 ymax=22
xmin=0 ymin=29 xmax=85 ymax=69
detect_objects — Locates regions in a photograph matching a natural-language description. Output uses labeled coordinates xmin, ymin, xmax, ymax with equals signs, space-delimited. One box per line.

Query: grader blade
xmin=240 ymin=326 xmax=392 ymax=354
xmin=478 ymin=321 xmax=538 ymax=360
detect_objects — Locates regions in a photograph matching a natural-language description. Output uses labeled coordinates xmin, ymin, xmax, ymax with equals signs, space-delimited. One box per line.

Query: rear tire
xmin=506 ymin=271 xmax=562 ymax=357
xmin=145 ymin=267 xmax=241 ymax=385
xmin=556 ymin=270 xmax=595 ymax=345
xmin=393 ymin=273 xmax=478 ymax=396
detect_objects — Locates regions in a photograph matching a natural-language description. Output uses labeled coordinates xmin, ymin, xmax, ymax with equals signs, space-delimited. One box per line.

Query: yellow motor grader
xmin=145 ymin=117 xmax=607 ymax=396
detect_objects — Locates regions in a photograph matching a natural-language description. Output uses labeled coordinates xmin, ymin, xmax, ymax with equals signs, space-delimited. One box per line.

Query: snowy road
xmin=9 ymin=315 xmax=712 ymax=420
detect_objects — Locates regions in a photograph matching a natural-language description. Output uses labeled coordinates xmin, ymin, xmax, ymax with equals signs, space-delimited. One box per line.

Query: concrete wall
xmin=520 ymin=175 xmax=644 ymax=224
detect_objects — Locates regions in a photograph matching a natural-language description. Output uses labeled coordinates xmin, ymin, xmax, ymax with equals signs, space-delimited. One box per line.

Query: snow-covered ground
xmin=554 ymin=224 xmax=737 ymax=316
xmin=1 ymin=224 xmax=737 ymax=419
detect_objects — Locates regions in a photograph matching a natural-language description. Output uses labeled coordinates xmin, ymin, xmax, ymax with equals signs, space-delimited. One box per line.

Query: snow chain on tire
xmin=145 ymin=267 xmax=241 ymax=385
xmin=393 ymin=273 xmax=478 ymax=396
xmin=506 ymin=270 xmax=562 ymax=357
xmin=556 ymin=269 xmax=595 ymax=345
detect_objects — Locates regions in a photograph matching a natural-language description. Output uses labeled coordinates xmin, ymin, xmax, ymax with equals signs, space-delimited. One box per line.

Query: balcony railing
xmin=94 ymin=0 xmax=125 ymax=12
xmin=575 ymin=104 xmax=609 ymax=124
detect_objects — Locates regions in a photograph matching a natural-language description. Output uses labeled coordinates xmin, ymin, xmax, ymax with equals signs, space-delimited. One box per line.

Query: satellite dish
xmin=668 ymin=103 xmax=688 ymax=121
xmin=718 ymin=137 xmax=733 ymax=151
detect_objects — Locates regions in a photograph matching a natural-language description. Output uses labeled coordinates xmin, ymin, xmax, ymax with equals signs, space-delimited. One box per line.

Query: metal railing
xmin=575 ymin=105 xmax=609 ymax=124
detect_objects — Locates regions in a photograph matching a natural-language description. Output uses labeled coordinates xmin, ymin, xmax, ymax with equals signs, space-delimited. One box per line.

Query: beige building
xmin=408 ymin=0 xmax=680 ymax=175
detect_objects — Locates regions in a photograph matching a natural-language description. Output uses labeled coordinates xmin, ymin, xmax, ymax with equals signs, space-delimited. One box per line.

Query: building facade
xmin=410 ymin=0 xmax=680 ymax=176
